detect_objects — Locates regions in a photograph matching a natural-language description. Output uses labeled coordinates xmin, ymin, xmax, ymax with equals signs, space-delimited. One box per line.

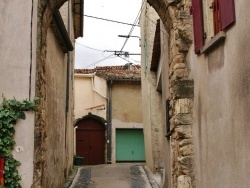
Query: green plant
xmin=0 ymin=96 xmax=37 ymax=187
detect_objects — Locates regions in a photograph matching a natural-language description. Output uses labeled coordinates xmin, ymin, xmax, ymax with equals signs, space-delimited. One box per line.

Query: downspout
xmin=107 ymin=80 xmax=113 ymax=164
xmin=66 ymin=1 xmax=71 ymax=113
xmin=73 ymin=126 xmax=78 ymax=155
xmin=65 ymin=0 xmax=71 ymax=173
xmin=91 ymin=74 xmax=111 ymax=163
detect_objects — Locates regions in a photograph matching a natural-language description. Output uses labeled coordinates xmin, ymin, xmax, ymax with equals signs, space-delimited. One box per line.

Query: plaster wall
xmin=74 ymin=75 xmax=107 ymax=120
xmin=0 ymin=1 xmax=37 ymax=187
xmin=112 ymin=83 xmax=142 ymax=123
xmin=189 ymin=1 xmax=250 ymax=187
xmin=158 ymin=22 xmax=171 ymax=188
xmin=42 ymin=27 xmax=67 ymax=187
xmin=140 ymin=4 xmax=164 ymax=172
xmin=60 ymin=1 xmax=76 ymax=178
xmin=111 ymin=82 xmax=143 ymax=163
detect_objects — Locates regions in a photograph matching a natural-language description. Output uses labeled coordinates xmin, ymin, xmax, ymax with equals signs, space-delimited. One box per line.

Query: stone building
xmin=74 ymin=65 xmax=144 ymax=164
xmin=0 ymin=0 xmax=83 ymax=187
xmin=140 ymin=0 xmax=250 ymax=188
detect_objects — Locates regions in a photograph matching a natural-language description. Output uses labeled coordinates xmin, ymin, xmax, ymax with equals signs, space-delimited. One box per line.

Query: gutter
xmin=52 ymin=9 xmax=74 ymax=52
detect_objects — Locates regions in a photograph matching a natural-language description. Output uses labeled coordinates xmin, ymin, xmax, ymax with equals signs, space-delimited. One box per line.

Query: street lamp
xmin=118 ymin=35 xmax=141 ymax=47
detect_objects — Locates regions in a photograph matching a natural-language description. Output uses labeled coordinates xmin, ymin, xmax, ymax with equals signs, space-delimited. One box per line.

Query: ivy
xmin=0 ymin=96 xmax=37 ymax=188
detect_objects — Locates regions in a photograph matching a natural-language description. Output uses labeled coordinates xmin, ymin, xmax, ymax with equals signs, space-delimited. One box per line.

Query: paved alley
xmin=68 ymin=164 xmax=153 ymax=188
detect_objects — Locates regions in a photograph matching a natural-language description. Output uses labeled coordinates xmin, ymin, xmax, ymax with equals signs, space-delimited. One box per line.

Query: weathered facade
xmin=140 ymin=0 xmax=250 ymax=188
xmin=140 ymin=1 xmax=195 ymax=187
xmin=0 ymin=0 xmax=83 ymax=187
xmin=74 ymin=65 xmax=144 ymax=164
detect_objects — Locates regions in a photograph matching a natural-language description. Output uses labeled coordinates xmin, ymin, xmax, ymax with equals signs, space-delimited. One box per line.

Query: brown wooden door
xmin=76 ymin=118 xmax=105 ymax=165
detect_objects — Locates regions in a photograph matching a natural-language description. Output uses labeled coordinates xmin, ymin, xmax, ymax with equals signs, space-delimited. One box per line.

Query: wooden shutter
xmin=219 ymin=0 xmax=235 ymax=30
xmin=212 ymin=0 xmax=222 ymax=34
xmin=192 ymin=0 xmax=204 ymax=54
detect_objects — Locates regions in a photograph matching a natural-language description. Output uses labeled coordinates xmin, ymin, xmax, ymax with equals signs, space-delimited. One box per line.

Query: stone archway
xmin=141 ymin=0 xmax=195 ymax=187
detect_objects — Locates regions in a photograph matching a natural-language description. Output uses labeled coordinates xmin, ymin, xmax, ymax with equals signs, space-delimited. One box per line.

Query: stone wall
xmin=33 ymin=0 xmax=74 ymax=187
xmin=143 ymin=0 xmax=195 ymax=187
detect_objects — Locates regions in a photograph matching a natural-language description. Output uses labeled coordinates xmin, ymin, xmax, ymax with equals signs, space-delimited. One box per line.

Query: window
xmin=191 ymin=0 xmax=236 ymax=54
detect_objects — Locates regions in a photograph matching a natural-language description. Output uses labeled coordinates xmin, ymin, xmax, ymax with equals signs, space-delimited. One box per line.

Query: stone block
xmin=174 ymin=113 xmax=192 ymax=125
xmin=177 ymin=175 xmax=192 ymax=188
xmin=180 ymin=144 xmax=193 ymax=156
xmin=178 ymin=156 xmax=193 ymax=171
xmin=179 ymin=139 xmax=192 ymax=147
xmin=175 ymin=99 xmax=192 ymax=114
xmin=173 ymin=79 xmax=194 ymax=99
xmin=172 ymin=68 xmax=186 ymax=79
xmin=175 ymin=125 xmax=192 ymax=138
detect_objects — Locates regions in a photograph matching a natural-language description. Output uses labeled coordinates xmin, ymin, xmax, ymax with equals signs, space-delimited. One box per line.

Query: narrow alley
xmin=66 ymin=164 xmax=159 ymax=188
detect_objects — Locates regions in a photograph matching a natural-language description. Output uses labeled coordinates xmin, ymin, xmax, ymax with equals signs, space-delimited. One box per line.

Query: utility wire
xmin=120 ymin=0 xmax=146 ymax=52
xmin=84 ymin=14 xmax=140 ymax=27
xmin=145 ymin=13 xmax=168 ymax=36
xmin=85 ymin=53 xmax=115 ymax=68
xmin=76 ymin=42 xmax=104 ymax=52
xmin=116 ymin=55 xmax=139 ymax=65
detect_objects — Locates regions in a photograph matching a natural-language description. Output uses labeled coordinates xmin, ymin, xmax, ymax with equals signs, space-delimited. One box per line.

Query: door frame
xmin=74 ymin=114 xmax=107 ymax=165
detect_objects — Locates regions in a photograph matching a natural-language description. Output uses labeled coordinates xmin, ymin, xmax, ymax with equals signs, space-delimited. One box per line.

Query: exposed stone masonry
xmin=33 ymin=0 xmax=68 ymax=187
xmin=147 ymin=0 xmax=195 ymax=187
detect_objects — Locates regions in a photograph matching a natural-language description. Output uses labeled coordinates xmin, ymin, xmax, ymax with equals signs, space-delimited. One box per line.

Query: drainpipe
xmin=0 ymin=157 xmax=5 ymax=188
xmin=66 ymin=1 xmax=71 ymax=113
xmin=107 ymin=80 xmax=113 ymax=164
xmin=74 ymin=126 xmax=78 ymax=155
xmin=91 ymin=74 xmax=112 ymax=163
xmin=64 ymin=0 xmax=71 ymax=172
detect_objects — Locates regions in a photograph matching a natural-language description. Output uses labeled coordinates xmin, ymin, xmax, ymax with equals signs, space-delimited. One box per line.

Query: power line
xmin=145 ymin=13 xmax=168 ymax=36
xmin=120 ymin=0 xmax=146 ymax=52
xmin=85 ymin=53 xmax=115 ymax=68
xmin=76 ymin=42 xmax=104 ymax=52
xmin=116 ymin=55 xmax=140 ymax=65
xmin=84 ymin=14 xmax=140 ymax=27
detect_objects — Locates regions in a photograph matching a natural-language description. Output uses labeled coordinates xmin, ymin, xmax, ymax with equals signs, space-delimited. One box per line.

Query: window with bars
xmin=191 ymin=0 xmax=236 ymax=54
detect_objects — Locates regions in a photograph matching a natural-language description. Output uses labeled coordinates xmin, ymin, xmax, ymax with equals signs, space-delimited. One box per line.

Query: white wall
xmin=0 ymin=0 xmax=38 ymax=187
xmin=189 ymin=1 xmax=250 ymax=187
xmin=74 ymin=75 xmax=107 ymax=120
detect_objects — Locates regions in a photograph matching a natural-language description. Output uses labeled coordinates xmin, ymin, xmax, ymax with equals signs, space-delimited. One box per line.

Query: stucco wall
xmin=140 ymin=3 xmax=164 ymax=173
xmin=158 ymin=22 xmax=171 ymax=188
xmin=0 ymin=0 xmax=37 ymax=187
xmin=42 ymin=27 xmax=67 ymax=187
xmin=111 ymin=82 xmax=143 ymax=163
xmin=74 ymin=75 xmax=107 ymax=120
xmin=189 ymin=1 xmax=250 ymax=187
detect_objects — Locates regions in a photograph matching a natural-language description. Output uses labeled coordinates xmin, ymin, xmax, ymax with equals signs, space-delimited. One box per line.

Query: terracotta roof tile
xmin=75 ymin=64 xmax=141 ymax=80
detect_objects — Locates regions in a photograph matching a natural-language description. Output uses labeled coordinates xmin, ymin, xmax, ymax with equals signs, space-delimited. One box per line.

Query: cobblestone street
xmin=68 ymin=164 xmax=157 ymax=188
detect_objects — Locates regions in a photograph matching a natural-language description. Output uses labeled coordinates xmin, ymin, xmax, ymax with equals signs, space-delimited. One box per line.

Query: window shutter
xmin=219 ymin=0 xmax=235 ymax=30
xmin=192 ymin=0 xmax=204 ymax=54
xmin=213 ymin=0 xmax=222 ymax=34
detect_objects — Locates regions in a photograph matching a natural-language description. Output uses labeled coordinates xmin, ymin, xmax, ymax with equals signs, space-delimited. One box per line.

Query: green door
xmin=116 ymin=129 xmax=145 ymax=162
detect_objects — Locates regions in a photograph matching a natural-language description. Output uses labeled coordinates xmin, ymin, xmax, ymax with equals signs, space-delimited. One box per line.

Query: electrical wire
xmin=116 ymin=55 xmax=139 ymax=65
xmin=120 ymin=0 xmax=147 ymax=52
xmin=84 ymin=53 xmax=115 ymax=68
xmin=145 ymin=13 xmax=168 ymax=36
xmin=129 ymin=56 xmax=141 ymax=63
xmin=76 ymin=42 xmax=104 ymax=52
xmin=84 ymin=14 xmax=140 ymax=27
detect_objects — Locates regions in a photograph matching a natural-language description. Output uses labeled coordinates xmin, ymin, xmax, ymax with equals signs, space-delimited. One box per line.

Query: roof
xmin=75 ymin=64 xmax=141 ymax=80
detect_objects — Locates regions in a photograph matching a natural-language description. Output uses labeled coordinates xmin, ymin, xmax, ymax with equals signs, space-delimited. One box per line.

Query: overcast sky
xmin=74 ymin=0 xmax=142 ymax=69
